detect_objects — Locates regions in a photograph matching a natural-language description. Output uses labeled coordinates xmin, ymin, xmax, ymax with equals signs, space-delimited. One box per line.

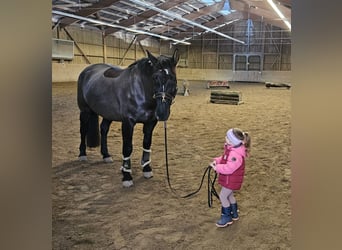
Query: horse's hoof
xmin=143 ymin=171 xmax=153 ymax=179
xmin=78 ymin=155 xmax=87 ymax=161
xmin=122 ymin=180 xmax=134 ymax=188
xmin=103 ymin=156 xmax=113 ymax=163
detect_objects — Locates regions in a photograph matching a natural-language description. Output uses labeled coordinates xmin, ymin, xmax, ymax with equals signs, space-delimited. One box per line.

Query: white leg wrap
xmin=120 ymin=166 xmax=132 ymax=173
xmin=141 ymin=149 xmax=153 ymax=178
xmin=121 ymin=155 xmax=132 ymax=172
xmin=142 ymin=148 xmax=152 ymax=153
xmin=141 ymin=160 xmax=151 ymax=168
xmin=122 ymin=155 xmax=131 ymax=160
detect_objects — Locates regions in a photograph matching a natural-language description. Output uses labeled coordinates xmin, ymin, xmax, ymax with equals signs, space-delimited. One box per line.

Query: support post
xmin=119 ymin=35 xmax=137 ymax=66
xmin=102 ymin=32 xmax=107 ymax=63
xmin=63 ymin=28 xmax=91 ymax=64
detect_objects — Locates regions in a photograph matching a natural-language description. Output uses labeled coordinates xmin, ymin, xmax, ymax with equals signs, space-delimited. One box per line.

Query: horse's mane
xmin=158 ymin=55 xmax=171 ymax=64
xmin=127 ymin=54 xmax=173 ymax=74
xmin=128 ymin=58 xmax=151 ymax=71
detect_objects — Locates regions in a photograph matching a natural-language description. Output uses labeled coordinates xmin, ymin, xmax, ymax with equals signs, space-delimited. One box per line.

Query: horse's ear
xmin=146 ymin=50 xmax=158 ymax=66
xmin=172 ymin=48 xmax=180 ymax=66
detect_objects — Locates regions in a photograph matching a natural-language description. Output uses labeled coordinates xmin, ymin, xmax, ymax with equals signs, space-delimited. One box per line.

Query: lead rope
xmin=163 ymin=121 xmax=219 ymax=207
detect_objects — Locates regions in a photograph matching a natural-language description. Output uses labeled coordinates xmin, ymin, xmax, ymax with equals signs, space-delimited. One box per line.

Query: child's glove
xmin=209 ymin=161 xmax=216 ymax=170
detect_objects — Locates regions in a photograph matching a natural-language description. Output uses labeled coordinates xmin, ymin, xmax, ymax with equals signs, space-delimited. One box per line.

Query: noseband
xmin=153 ymin=90 xmax=175 ymax=104
xmin=153 ymin=69 xmax=176 ymax=104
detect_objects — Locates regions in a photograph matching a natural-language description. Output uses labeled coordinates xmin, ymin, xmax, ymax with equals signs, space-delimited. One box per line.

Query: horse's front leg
xmin=100 ymin=118 xmax=113 ymax=163
xmin=141 ymin=120 xmax=158 ymax=179
xmin=121 ymin=120 xmax=135 ymax=187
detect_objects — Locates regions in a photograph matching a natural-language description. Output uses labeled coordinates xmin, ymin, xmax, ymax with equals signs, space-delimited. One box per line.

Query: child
xmin=210 ymin=128 xmax=251 ymax=228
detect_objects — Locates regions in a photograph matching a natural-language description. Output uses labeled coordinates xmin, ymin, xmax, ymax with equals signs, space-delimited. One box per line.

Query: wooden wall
xmin=52 ymin=63 xmax=290 ymax=83
xmin=52 ymin=20 xmax=291 ymax=82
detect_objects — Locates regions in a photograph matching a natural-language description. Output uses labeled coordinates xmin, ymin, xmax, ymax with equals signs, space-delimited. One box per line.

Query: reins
xmin=163 ymin=121 xmax=219 ymax=207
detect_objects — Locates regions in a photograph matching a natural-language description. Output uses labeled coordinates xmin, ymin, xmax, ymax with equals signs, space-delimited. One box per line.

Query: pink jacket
xmin=213 ymin=143 xmax=247 ymax=190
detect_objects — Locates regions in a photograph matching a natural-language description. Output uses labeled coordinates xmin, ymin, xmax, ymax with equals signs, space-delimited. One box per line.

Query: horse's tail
xmin=77 ymin=66 xmax=100 ymax=148
xmin=86 ymin=112 xmax=100 ymax=147
xmin=80 ymin=110 xmax=100 ymax=148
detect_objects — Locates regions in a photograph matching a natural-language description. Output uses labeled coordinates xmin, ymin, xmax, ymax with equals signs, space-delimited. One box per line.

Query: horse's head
xmin=147 ymin=49 xmax=179 ymax=121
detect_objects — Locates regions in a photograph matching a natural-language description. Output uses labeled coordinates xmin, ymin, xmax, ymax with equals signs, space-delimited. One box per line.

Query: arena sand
xmin=52 ymin=81 xmax=291 ymax=249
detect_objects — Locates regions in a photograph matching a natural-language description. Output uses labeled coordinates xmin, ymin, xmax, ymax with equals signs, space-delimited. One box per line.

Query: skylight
xmin=218 ymin=0 xmax=236 ymax=15
xmin=199 ymin=0 xmax=236 ymax=16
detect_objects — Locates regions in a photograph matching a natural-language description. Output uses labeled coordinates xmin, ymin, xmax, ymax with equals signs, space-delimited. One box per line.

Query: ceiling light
xmin=130 ymin=0 xmax=245 ymax=44
xmin=267 ymin=0 xmax=291 ymax=31
xmin=52 ymin=10 xmax=191 ymax=45
xmin=199 ymin=0 xmax=216 ymax=5
xmin=173 ymin=19 xmax=239 ymax=45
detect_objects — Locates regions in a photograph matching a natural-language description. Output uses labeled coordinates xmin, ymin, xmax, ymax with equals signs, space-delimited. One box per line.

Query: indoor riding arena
xmin=52 ymin=1 xmax=291 ymax=249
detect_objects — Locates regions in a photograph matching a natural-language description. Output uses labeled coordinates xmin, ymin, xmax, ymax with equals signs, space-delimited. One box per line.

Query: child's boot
xmin=216 ymin=206 xmax=233 ymax=227
xmin=231 ymin=203 xmax=239 ymax=221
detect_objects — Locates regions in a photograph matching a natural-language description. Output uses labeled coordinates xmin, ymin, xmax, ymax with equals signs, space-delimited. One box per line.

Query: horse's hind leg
xmin=121 ymin=120 xmax=135 ymax=187
xmin=141 ymin=120 xmax=158 ymax=178
xmin=79 ymin=111 xmax=100 ymax=161
xmin=100 ymin=118 xmax=113 ymax=163
xmin=79 ymin=111 xmax=89 ymax=161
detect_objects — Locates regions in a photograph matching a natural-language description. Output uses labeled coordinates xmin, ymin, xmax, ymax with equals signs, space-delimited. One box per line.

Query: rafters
xmin=104 ymin=0 xmax=188 ymax=36
xmin=59 ymin=0 xmax=121 ymax=28
xmin=52 ymin=0 xmax=291 ymax=44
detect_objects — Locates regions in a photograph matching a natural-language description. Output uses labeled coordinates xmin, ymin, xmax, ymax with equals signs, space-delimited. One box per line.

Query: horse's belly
xmin=84 ymin=92 xmax=120 ymax=120
xmin=93 ymin=103 xmax=122 ymax=121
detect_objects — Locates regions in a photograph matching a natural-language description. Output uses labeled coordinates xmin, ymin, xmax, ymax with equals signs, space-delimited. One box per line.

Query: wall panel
xmin=52 ymin=21 xmax=291 ymax=71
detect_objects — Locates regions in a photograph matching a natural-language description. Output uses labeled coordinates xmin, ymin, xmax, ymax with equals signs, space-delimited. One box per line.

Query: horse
xmin=77 ymin=49 xmax=179 ymax=187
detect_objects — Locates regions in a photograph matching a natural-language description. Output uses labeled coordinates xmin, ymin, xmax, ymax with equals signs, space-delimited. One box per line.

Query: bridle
xmin=153 ymin=89 xmax=175 ymax=104
xmin=153 ymin=68 xmax=176 ymax=104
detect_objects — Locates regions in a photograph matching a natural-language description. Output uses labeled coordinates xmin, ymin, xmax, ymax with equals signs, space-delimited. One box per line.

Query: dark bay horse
xmin=77 ymin=49 xmax=179 ymax=187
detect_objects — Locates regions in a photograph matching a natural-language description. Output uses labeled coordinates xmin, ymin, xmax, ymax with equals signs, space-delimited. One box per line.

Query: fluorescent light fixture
xmin=52 ymin=10 xmax=191 ymax=45
xmin=284 ymin=20 xmax=291 ymax=29
xmin=173 ymin=19 xmax=239 ymax=45
xmin=130 ymin=0 xmax=245 ymax=44
xmin=199 ymin=0 xmax=216 ymax=5
xmin=267 ymin=0 xmax=291 ymax=31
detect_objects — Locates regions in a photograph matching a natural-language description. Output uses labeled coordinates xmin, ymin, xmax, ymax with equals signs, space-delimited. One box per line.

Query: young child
xmin=210 ymin=128 xmax=251 ymax=228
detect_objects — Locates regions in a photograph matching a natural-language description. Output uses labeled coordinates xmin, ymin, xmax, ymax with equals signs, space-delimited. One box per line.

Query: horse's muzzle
xmin=155 ymin=97 xmax=172 ymax=121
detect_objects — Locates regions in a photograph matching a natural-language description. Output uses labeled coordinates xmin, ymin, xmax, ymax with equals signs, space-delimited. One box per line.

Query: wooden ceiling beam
xmin=59 ymin=0 xmax=121 ymax=28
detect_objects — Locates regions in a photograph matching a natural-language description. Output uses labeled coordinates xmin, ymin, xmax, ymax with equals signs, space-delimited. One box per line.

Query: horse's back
xmin=78 ymin=64 xmax=115 ymax=83
xmin=76 ymin=60 xmax=156 ymax=122
xmin=77 ymin=64 xmax=113 ymax=112
xmin=77 ymin=63 xmax=131 ymax=120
